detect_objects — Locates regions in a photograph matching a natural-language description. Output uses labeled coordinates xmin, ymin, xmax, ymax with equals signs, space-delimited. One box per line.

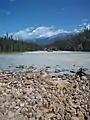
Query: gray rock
xmin=71 ymin=116 xmax=79 ymax=120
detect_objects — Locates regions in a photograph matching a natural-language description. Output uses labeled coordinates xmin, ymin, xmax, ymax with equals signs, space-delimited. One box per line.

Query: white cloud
xmin=0 ymin=10 xmax=11 ymax=15
xmin=9 ymin=0 xmax=15 ymax=2
xmin=86 ymin=23 xmax=90 ymax=30
xmin=78 ymin=24 xmax=82 ymax=27
xmin=8 ymin=26 xmax=70 ymax=40
xmin=82 ymin=18 xmax=89 ymax=22
xmin=78 ymin=21 xmax=88 ymax=27
xmin=77 ymin=22 xmax=90 ymax=31
xmin=5 ymin=11 xmax=11 ymax=15
xmin=61 ymin=8 xmax=65 ymax=11
xmin=59 ymin=8 xmax=65 ymax=11
xmin=82 ymin=22 xmax=87 ymax=26
xmin=7 ymin=21 xmax=90 ymax=40
xmin=73 ymin=29 xmax=80 ymax=33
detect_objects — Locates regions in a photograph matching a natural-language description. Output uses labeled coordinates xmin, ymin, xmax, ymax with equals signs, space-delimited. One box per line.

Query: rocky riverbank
xmin=0 ymin=66 xmax=90 ymax=120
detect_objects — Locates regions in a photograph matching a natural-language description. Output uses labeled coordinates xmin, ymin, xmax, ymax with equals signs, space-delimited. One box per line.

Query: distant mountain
xmin=26 ymin=32 xmax=75 ymax=45
xmin=26 ymin=25 xmax=90 ymax=45
xmin=6 ymin=23 xmax=90 ymax=45
xmin=46 ymin=28 xmax=90 ymax=51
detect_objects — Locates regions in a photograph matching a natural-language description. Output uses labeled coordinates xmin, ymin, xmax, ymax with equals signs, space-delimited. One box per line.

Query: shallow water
xmin=0 ymin=51 xmax=90 ymax=74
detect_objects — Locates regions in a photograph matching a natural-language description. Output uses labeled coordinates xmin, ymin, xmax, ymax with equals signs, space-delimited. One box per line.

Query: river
xmin=0 ymin=51 xmax=90 ymax=74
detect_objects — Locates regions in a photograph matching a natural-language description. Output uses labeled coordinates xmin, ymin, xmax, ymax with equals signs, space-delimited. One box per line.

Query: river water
xmin=0 ymin=51 xmax=90 ymax=74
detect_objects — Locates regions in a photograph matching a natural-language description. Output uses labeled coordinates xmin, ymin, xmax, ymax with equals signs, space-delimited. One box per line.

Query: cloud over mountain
xmin=7 ymin=21 xmax=90 ymax=41
xmin=9 ymin=26 xmax=70 ymax=40
xmin=78 ymin=19 xmax=90 ymax=30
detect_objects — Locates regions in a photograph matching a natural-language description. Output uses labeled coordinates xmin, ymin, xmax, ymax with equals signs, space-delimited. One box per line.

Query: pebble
xmin=8 ymin=111 xmax=15 ymax=118
xmin=0 ymin=66 xmax=90 ymax=120
xmin=82 ymin=76 xmax=88 ymax=80
xmin=71 ymin=116 xmax=79 ymax=120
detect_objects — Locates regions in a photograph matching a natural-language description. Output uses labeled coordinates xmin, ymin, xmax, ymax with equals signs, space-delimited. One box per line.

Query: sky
xmin=0 ymin=0 xmax=90 ymax=39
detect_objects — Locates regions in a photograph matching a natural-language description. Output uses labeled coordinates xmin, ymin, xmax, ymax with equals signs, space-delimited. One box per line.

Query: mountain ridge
xmin=25 ymin=32 xmax=75 ymax=45
xmin=46 ymin=28 xmax=90 ymax=51
xmin=25 ymin=24 xmax=90 ymax=45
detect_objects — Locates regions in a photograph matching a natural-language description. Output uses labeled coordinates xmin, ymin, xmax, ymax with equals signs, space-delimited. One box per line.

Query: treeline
xmin=1 ymin=28 xmax=90 ymax=52
xmin=0 ymin=37 xmax=41 ymax=52
xmin=46 ymin=28 xmax=90 ymax=51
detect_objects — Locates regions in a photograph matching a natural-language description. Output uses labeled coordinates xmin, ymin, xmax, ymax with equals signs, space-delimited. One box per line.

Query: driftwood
xmin=76 ymin=68 xmax=86 ymax=77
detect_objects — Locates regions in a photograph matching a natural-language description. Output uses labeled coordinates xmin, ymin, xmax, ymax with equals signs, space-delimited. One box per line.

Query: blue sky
xmin=0 ymin=0 xmax=90 ymax=39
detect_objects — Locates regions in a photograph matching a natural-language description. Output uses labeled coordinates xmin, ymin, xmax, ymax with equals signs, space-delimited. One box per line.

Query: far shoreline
xmin=0 ymin=50 xmax=90 ymax=55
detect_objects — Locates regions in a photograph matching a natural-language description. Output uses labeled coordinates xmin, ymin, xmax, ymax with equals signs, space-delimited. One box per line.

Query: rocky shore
xmin=0 ymin=66 xmax=90 ymax=120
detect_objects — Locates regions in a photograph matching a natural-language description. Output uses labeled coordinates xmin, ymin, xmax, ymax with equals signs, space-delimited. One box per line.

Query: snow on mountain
xmin=7 ymin=26 xmax=77 ymax=44
xmin=7 ymin=22 xmax=90 ymax=45
xmin=26 ymin=32 xmax=74 ymax=45
xmin=9 ymin=26 xmax=69 ymax=40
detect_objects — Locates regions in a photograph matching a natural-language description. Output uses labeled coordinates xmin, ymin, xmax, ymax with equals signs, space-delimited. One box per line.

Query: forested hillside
xmin=1 ymin=28 xmax=90 ymax=52
xmin=0 ymin=37 xmax=41 ymax=52
xmin=46 ymin=29 xmax=90 ymax=51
